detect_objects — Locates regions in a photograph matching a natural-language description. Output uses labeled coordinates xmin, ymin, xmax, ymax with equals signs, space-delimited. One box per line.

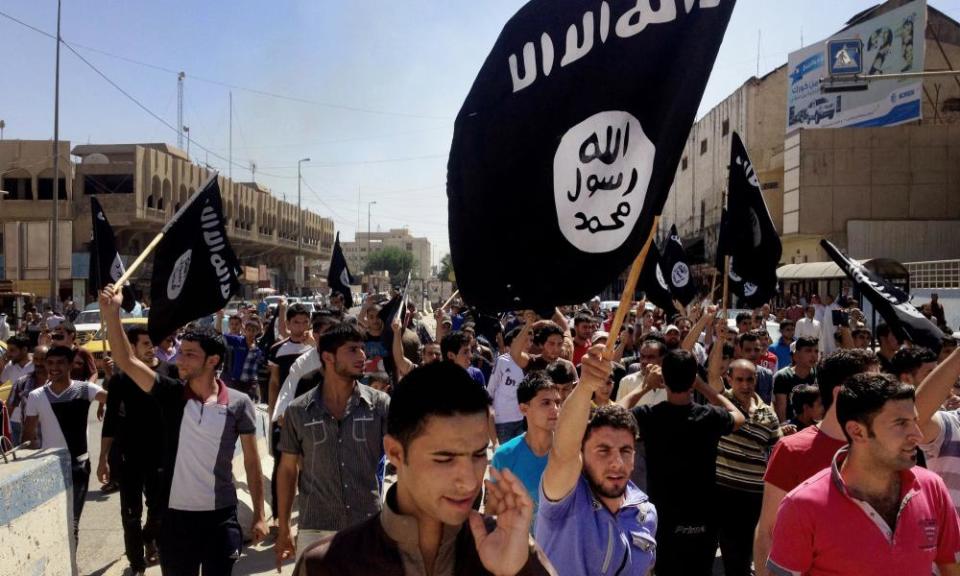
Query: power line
xmin=0 ymin=9 xmax=452 ymax=121
xmin=260 ymin=153 xmax=448 ymax=170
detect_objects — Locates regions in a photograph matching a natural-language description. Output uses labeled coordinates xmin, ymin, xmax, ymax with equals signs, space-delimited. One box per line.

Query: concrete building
xmin=0 ymin=140 xmax=335 ymax=302
xmin=660 ymin=1 xmax=960 ymax=277
xmin=344 ymin=228 xmax=432 ymax=280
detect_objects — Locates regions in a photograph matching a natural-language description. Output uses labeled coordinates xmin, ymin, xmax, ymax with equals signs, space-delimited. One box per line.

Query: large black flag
xmin=327 ymin=233 xmax=355 ymax=309
xmin=639 ymin=244 xmax=674 ymax=311
xmin=448 ymin=0 xmax=737 ymax=311
xmin=821 ymin=240 xmax=943 ymax=352
xmin=89 ymin=197 xmax=137 ymax=312
xmin=716 ymin=208 xmax=779 ymax=308
xmin=659 ymin=225 xmax=697 ymax=306
xmin=148 ymin=177 xmax=241 ymax=343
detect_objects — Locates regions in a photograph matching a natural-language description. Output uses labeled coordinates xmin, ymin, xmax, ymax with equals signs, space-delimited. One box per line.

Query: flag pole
xmin=721 ymin=255 xmax=731 ymax=315
xmin=605 ymin=216 xmax=660 ymax=358
xmin=440 ymin=289 xmax=460 ymax=311
xmin=113 ymin=174 xmax=218 ymax=288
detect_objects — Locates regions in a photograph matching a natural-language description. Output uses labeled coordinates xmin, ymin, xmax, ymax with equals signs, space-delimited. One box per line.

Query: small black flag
xmin=148 ymin=177 xmax=241 ymax=343
xmin=717 ymin=208 xmax=779 ymax=308
xmin=89 ymin=197 xmax=137 ymax=312
xmin=658 ymin=225 xmax=697 ymax=307
xmin=327 ymin=233 xmax=355 ymax=309
xmin=639 ymin=244 xmax=675 ymax=312
xmin=821 ymin=240 xmax=943 ymax=353
xmin=448 ymin=0 xmax=737 ymax=311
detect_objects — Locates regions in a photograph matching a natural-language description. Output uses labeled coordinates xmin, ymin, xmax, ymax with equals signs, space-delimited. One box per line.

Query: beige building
xmin=344 ymin=228 xmax=432 ymax=280
xmin=661 ymin=2 xmax=960 ymax=276
xmin=0 ymin=140 xmax=335 ymax=301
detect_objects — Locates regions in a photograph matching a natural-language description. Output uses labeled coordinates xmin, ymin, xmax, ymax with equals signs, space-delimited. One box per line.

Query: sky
xmin=1 ymin=0 xmax=957 ymax=269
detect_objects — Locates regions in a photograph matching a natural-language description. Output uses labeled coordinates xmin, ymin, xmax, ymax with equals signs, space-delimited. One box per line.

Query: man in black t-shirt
xmin=631 ymin=350 xmax=744 ymax=576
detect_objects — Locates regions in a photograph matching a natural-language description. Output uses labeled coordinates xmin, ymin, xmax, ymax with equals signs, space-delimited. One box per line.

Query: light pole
xmin=51 ymin=0 xmax=62 ymax=307
xmin=0 ymin=119 xmax=5 ymax=140
xmin=367 ymin=201 xmax=377 ymax=271
xmin=297 ymin=157 xmax=310 ymax=289
xmin=183 ymin=126 xmax=190 ymax=159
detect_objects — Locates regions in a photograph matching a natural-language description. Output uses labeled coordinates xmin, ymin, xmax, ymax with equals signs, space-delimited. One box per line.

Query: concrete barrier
xmin=0 ymin=448 xmax=77 ymax=576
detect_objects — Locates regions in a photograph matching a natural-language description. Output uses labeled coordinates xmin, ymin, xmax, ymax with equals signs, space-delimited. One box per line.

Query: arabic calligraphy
xmin=574 ymin=202 xmax=631 ymax=233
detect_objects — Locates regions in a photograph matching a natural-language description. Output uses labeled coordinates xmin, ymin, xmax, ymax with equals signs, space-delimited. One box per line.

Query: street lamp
xmin=297 ymin=157 xmax=310 ymax=288
xmin=51 ymin=0 xmax=62 ymax=307
xmin=367 ymin=200 xmax=377 ymax=268
xmin=183 ymin=126 xmax=190 ymax=159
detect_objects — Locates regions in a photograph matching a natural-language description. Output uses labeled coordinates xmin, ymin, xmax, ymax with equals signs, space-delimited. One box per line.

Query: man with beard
xmin=631 ymin=349 xmax=744 ymax=575
xmin=536 ymin=346 xmax=658 ymax=575
xmin=296 ymin=362 xmax=552 ymax=575
xmin=571 ymin=313 xmax=596 ymax=366
xmin=768 ymin=373 xmax=960 ymax=575
xmin=274 ymin=322 xmax=390 ymax=565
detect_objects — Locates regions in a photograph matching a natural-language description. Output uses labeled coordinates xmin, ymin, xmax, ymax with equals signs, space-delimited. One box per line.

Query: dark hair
xmin=661 ymin=349 xmax=698 ymax=393
xmin=387 ymin=362 xmax=491 ymax=452
xmin=735 ymin=312 xmax=752 ymax=325
xmin=286 ymin=303 xmax=311 ymax=321
xmin=736 ymin=332 xmax=759 ymax=347
xmin=779 ymin=319 xmax=796 ymax=331
xmin=503 ymin=327 xmax=522 ymax=348
xmin=574 ymin=313 xmax=596 ymax=326
xmin=546 ymin=360 xmax=577 ymax=385
xmin=228 ymin=314 xmax=242 ymax=323
xmin=181 ymin=326 xmax=226 ymax=368
xmin=817 ymin=348 xmax=878 ymax=411
xmin=517 ymin=371 xmax=557 ymax=405
xmin=722 ymin=342 xmax=736 ymax=359
xmin=441 ymin=331 xmax=470 ymax=361
xmin=311 ymin=314 xmax=338 ymax=335
xmin=795 ymin=336 xmax=819 ymax=351
xmin=639 ymin=339 xmax=666 ymax=357
xmin=640 ymin=332 xmax=667 ymax=347
xmin=59 ymin=320 xmax=76 ymax=335
xmin=790 ymin=383 xmax=821 ymax=415
xmin=125 ymin=325 xmax=151 ymax=346
xmin=317 ymin=322 xmax=364 ymax=359
xmin=875 ymin=323 xmax=896 ymax=340
xmin=6 ymin=334 xmax=30 ymax=351
xmin=836 ymin=372 xmax=915 ymax=443
xmin=891 ymin=347 xmax=938 ymax=378
xmin=533 ymin=321 xmax=565 ymax=346
xmin=46 ymin=345 xmax=76 ymax=362
xmin=584 ymin=404 xmax=638 ymax=445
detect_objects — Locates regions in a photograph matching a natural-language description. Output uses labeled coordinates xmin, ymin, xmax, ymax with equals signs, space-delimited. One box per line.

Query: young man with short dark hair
xmin=487 ymin=328 xmax=527 ymax=444
xmin=545 ymin=360 xmax=578 ymax=403
xmin=491 ymin=372 xmax=561 ymax=527
xmin=736 ymin=331 xmax=774 ymax=405
xmin=536 ymin=347 xmax=657 ymax=575
xmin=297 ymin=362 xmax=552 ymax=575
xmin=891 ymin=346 xmax=939 ymax=386
xmin=787 ymin=383 xmax=823 ymax=431
xmin=571 ymin=313 xmax=596 ymax=366
xmin=442 ymin=330 xmax=486 ymax=387
xmin=510 ymin=316 xmax=573 ymax=375
xmin=772 ymin=335 xmax=819 ymax=422
xmin=2 ymin=334 xmax=34 ymax=443
xmin=768 ymin=373 xmax=960 ymax=575
xmin=100 ymin=284 xmax=266 ymax=575
xmin=875 ymin=323 xmax=901 ymax=374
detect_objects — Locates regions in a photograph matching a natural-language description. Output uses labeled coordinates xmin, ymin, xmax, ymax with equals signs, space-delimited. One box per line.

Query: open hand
xmin=471 ymin=468 xmax=533 ymax=575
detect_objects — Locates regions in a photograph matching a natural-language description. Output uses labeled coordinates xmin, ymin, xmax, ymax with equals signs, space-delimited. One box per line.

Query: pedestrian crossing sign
xmin=828 ymin=39 xmax=863 ymax=75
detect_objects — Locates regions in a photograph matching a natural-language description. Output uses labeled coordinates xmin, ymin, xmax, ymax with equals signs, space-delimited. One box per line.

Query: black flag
xmin=658 ymin=225 xmax=697 ymax=307
xmin=89 ymin=197 xmax=137 ymax=312
xmin=448 ymin=0 xmax=737 ymax=311
xmin=821 ymin=240 xmax=943 ymax=353
xmin=716 ymin=208 xmax=778 ymax=309
xmin=148 ymin=177 xmax=242 ymax=343
xmin=639 ymin=245 xmax=675 ymax=311
xmin=327 ymin=233 xmax=355 ymax=309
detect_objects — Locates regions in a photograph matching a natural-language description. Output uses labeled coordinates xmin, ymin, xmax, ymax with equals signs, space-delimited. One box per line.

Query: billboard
xmin=786 ymin=0 xmax=925 ymax=132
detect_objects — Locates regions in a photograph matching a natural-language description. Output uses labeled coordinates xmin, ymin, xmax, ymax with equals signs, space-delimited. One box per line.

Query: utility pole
xmin=0 ymin=119 xmax=5 ymax=140
xmin=183 ymin=126 xmax=190 ymax=160
xmin=177 ymin=72 xmax=185 ymax=149
xmin=229 ymin=91 xmax=233 ymax=180
xmin=50 ymin=0 xmax=62 ymax=306
xmin=250 ymin=161 xmax=256 ymax=182
xmin=297 ymin=157 xmax=311 ymax=287
xmin=367 ymin=201 xmax=377 ymax=268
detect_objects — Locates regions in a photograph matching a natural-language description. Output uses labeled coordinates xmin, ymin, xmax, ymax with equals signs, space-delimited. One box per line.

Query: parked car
xmin=82 ymin=317 xmax=148 ymax=375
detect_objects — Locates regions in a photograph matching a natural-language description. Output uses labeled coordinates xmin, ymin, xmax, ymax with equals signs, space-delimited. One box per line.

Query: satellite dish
xmin=83 ymin=153 xmax=109 ymax=165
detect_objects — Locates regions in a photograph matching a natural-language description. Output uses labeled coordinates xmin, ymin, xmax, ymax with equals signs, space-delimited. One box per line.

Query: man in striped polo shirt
xmin=708 ymin=351 xmax=782 ymax=576
xmin=915 ymin=346 xmax=960 ymax=511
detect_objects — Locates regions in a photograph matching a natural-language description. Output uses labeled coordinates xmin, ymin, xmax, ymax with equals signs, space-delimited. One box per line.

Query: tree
xmin=365 ymin=246 xmax=416 ymax=280
xmin=438 ymin=253 xmax=456 ymax=282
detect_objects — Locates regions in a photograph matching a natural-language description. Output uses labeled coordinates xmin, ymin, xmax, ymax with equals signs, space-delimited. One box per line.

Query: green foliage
xmin=364 ymin=246 xmax=417 ymax=280
xmin=438 ymin=253 xmax=455 ymax=282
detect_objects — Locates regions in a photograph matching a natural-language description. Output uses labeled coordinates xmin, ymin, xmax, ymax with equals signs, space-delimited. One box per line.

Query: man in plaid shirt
xmin=238 ymin=318 xmax=266 ymax=402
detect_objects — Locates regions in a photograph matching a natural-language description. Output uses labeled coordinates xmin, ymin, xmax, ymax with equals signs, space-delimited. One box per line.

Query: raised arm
xmin=100 ymin=284 xmax=157 ymax=393
xmin=392 ymin=317 xmax=415 ymax=378
xmin=509 ymin=312 xmax=534 ymax=370
xmin=542 ymin=345 xmax=608 ymax=502
xmin=915 ymin=347 xmax=960 ymax=441
xmin=682 ymin=306 xmax=714 ymax=352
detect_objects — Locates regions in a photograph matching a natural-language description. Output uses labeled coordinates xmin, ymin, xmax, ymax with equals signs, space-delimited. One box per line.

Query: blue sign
xmin=828 ymin=39 xmax=862 ymax=75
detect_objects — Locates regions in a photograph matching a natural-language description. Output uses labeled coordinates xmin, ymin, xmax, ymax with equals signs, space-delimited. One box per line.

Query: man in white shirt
xmin=795 ymin=305 xmax=821 ymax=345
xmin=488 ymin=343 xmax=526 ymax=443
xmin=615 ymin=339 xmax=666 ymax=404
xmin=2 ymin=335 xmax=34 ymax=442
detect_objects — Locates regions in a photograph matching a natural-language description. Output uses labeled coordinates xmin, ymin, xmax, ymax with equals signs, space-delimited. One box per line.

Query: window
xmin=84 ymin=174 xmax=133 ymax=195
xmin=722 ymin=119 xmax=729 ymax=136
xmin=37 ymin=177 xmax=67 ymax=200
xmin=681 ymin=156 xmax=688 ymax=171
xmin=1 ymin=176 xmax=32 ymax=200
xmin=700 ymin=139 xmax=708 ymax=155
xmin=943 ymin=98 xmax=960 ymax=112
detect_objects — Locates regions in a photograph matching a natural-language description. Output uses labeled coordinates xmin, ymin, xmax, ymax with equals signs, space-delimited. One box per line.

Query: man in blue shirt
xmin=443 ymin=331 xmax=486 ymax=388
xmin=491 ymin=372 xmax=562 ymax=527
xmin=535 ymin=346 xmax=657 ymax=575
xmin=769 ymin=319 xmax=795 ymax=371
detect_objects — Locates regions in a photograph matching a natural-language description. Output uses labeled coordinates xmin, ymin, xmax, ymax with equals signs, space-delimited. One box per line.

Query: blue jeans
xmin=10 ymin=421 xmax=22 ymax=446
xmin=495 ymin=420 xmax=525 ymax=444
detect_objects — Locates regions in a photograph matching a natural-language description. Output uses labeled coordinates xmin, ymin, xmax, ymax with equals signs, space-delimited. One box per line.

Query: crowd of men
xmin=2 ymin=285 xmax=959 ymax=576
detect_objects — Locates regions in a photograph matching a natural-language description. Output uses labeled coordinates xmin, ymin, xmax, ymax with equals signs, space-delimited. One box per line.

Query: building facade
xmin=0 ymin=140 xmax=335 ymax=302
xmin=343 ymin=228 xmax=432 ymax=280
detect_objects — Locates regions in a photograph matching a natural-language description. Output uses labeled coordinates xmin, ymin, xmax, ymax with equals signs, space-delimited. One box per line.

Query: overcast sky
xmin=2 ymin=1 xmax=957 ymax=267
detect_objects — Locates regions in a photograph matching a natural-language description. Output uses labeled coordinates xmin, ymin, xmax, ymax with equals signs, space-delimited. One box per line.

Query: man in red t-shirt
xmin=571 ymin=313 xmax=596 ymax=367
xmin=753 ymin=348 xmax=879 ymax=576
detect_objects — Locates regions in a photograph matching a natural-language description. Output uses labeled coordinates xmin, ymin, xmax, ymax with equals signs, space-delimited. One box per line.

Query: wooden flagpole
xmin=721 ymin=255 xmax=731 ymax=316
xmin=604 ymin=216 xmax=660 ymax=358
xmin=440 ymin=289 xmax=460 ymax=311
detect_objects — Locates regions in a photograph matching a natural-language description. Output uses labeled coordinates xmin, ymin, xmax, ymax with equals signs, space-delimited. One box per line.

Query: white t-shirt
xmin=24 ymin=380 xmax=103 ymax=460
xmin=487 ymin=353 xmax=524 ymax=424
xmin=2 ymin=360 xmax=34 ymax=422
xmin=616 ymin=371 xmax=666 ymax=406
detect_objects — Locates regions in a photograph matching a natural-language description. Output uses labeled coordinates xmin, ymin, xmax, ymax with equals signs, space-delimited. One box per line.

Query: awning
xmin=777 ymin=258 xmax=910 ymax=281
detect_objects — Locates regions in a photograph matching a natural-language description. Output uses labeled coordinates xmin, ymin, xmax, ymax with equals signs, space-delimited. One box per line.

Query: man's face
xmin=463 ymin=329 xmax=476 ymax=348
xmin=6 ymin=344 xmax=24 ymax=363
xmin=422 ymin=344 xmax=442 ymax=365
xmin=855 ymin=399 xmax=923 ymax=472
xmin=803 ymin=398 xmax=825 ymax=422
xmin=520 ymin=388 xmax=561 ymax=432
xmin=805 ymin=306 xmax=815 ymax=319
xmin=288 ymin=314 xmax=310 ymax=339
xmin=664 ymin=330 xmax=680 ymax=348
xmin=175 ymin=340 xmax=217 ymax=381
xmin=228 ymin=317 xmax=242 ymax=334
xmin=555 ymin=382 xmax=575 ymax=403
xmin=33 ymin=353 xmax=48 ymax=382
xmin=795 ymin=345 xmax=819 ymax=370
xmin=582 ymin=426 xmax=635 ymax=501
xmin=594 ymin=376 xmax=614 ymax=405
xmin=386 ymin=413 xmax=489 ymax=527
xmin=541 ymin=334 xmax=564 ymax=362
xmin=903 ymin=362 xmax=937 ymax=387
xmin=575 ymin=321 xmax=595 ymax=343
xmin=160 ymin=336 xmax=175 ymax=350
xmin=134 ymin=335 xmax=156 ymax=364
xmin=45 ymin=355 xmax=71 ymax=383
xmin=450 ymin=345 xmax=472 ymax=370
xmin=737 ymin=339 xmax=761 ymax=363
xmin=51 ymin=326 xmax=74 ymax=347
xmin=244 ymin=322 xmax=261 ymax=340
xmin=638 ymin=343 xmax=663 ymax=368
xmin=328 ymin=341 xmax=366 ymax=380
xmin=728 ymin=364 xmax=757 ymax=398
xmin=737 ymin=320 xmax=752 ymax=334
xmin=854 ymin=332 xmax=871 ymax=349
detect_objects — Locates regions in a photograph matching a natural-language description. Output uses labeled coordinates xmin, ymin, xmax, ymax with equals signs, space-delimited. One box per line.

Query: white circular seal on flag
xmin=553 ymin=111 xmax=655 ymax=253
xmin=167 ymin=249 xmax=192 ymax=300
xmin=655 ymin=264 xmax=669 ymax=290
xmin=744 ymin=282 xmax=758 ymax=296
xmin=671 ymin=262 xmax=689 ymax=288
xmin=339 ymin=268 xmax=351 ymax=287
